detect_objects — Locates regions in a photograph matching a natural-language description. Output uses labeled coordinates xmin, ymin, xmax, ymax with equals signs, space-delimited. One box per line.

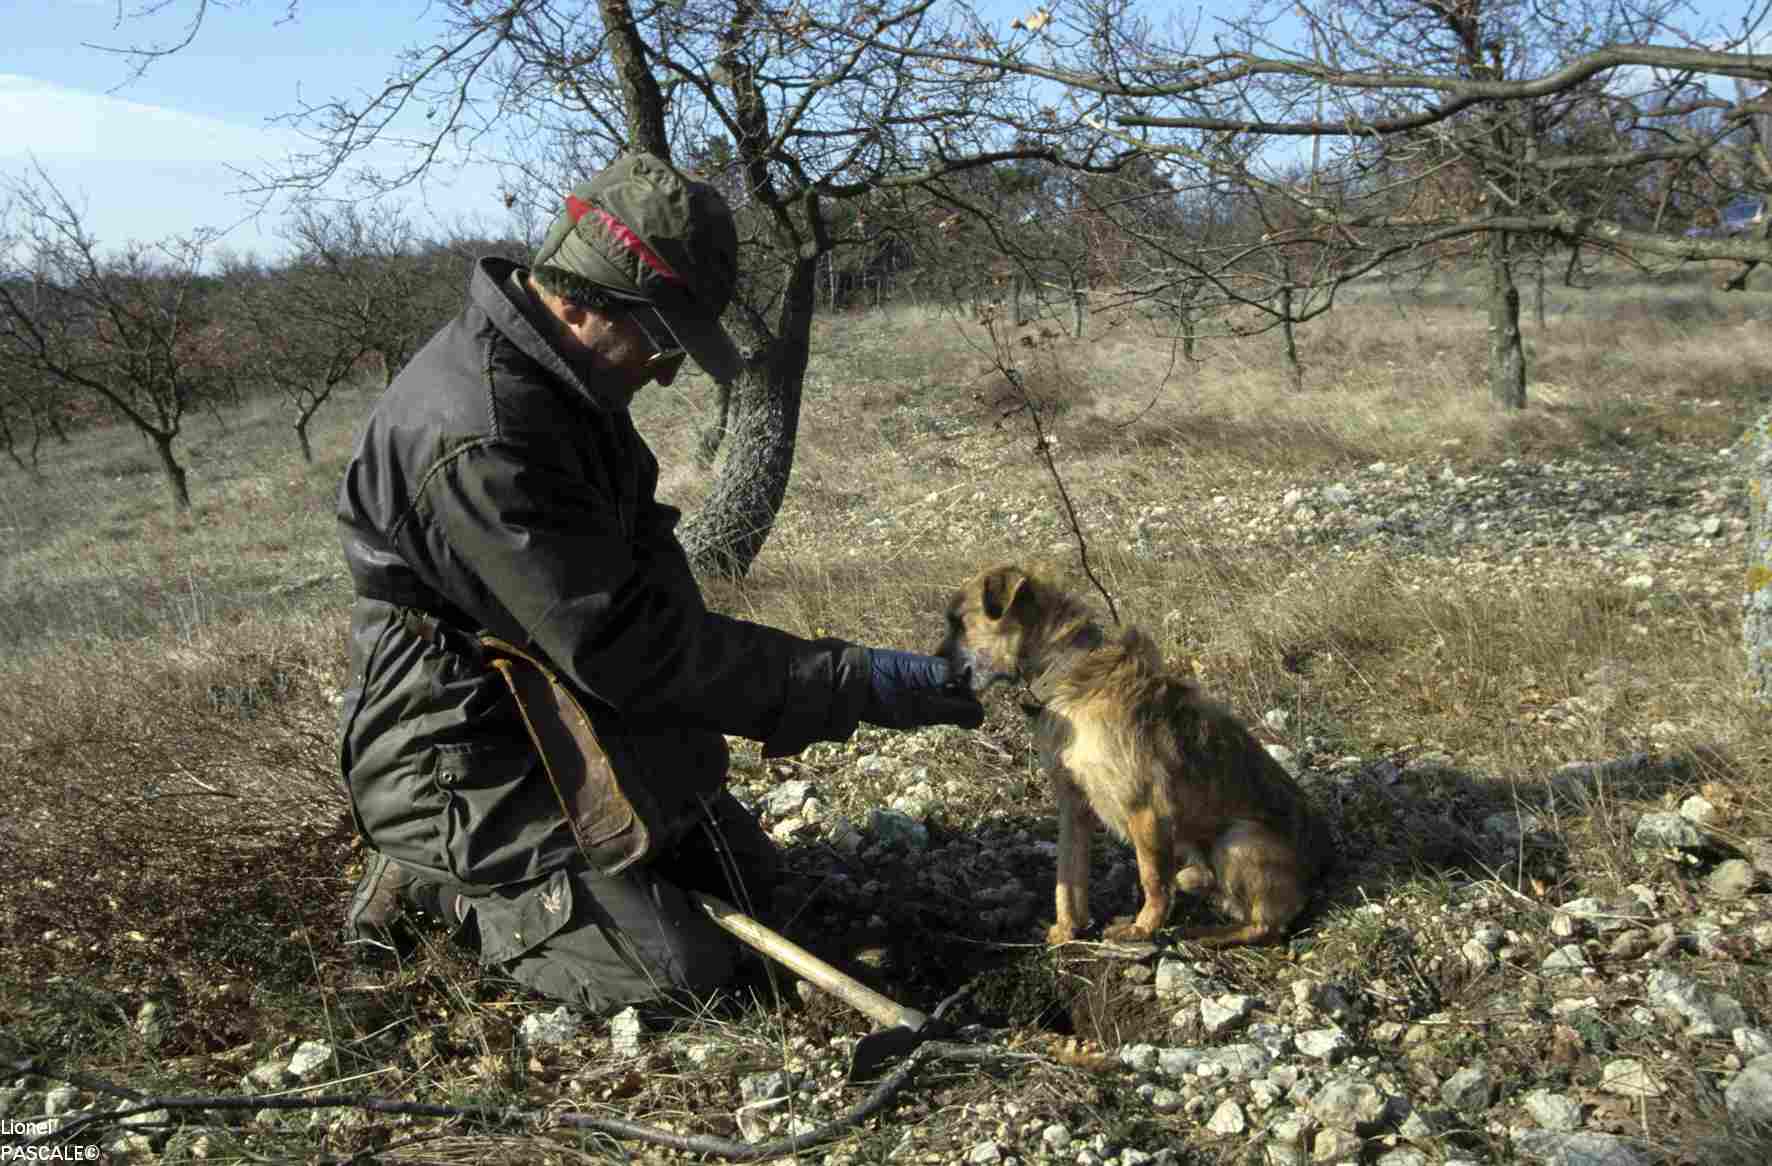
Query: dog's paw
xmin=1045 ymin=922 xmax=1079 ymax=946
xmin=1102 ymin=917 xmax=1153 ymax=943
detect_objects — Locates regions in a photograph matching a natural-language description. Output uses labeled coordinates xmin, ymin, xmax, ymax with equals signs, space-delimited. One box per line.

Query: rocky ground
xmin=12 ymin=734 xmax=1769 ymax=1164
xmin=5 ymin=342 xmax=1771 ymax=1163
xmin=797 ymin=401 xmax=1746 ymax=608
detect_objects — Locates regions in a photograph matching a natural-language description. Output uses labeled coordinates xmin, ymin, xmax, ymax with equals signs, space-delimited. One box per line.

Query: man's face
xmin=566 ymin=306 xmax=687 ymax=392
xmin=535 ymin=280 xmax=687 ymax=392
xmin=618 ymin=304 xmax=689 ymax=386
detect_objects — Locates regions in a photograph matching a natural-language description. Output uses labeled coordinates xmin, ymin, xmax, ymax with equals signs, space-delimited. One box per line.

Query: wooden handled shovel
xmin=691 ymin=891 xmax=952 ymax=1081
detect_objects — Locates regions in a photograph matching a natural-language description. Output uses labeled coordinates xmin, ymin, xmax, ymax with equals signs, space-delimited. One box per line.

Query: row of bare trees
xmin=848 ymin=0 xmax=1772 ymax=408
xmin=223 ymin=204 xmax=460 ymax=463
xmin=31 ymin=0 xmax=1772 ymax=572
xmin=0 ymin=173 xmax=476 ymax=507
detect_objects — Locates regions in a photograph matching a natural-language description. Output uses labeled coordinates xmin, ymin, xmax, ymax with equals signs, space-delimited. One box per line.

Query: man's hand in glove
xmin=861 ymin=649 xmax=985 ymax=731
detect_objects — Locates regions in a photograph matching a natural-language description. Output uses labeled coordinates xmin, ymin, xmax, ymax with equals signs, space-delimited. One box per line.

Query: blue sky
xmin=0 ymin=1 xmax=510 ymax=259
xmin=0 ymin=0 xmax=1758 ymax=261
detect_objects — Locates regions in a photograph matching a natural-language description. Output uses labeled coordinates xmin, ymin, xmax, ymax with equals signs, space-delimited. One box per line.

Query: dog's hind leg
xmin=1175 ymin=821 xmax=1306 ymax=948
xmin=1176 ymin=842 xmax=1215 ymax=896
xmin=1048 ymin=776 xmax=1092 ymax=945
xmin=1103 ymin=804 xmax=1176 ymax=943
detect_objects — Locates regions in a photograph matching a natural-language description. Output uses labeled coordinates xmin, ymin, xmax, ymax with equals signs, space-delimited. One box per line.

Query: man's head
xmin=531 ymin=153 xmax=742 ymax=389
xmin=526 ymin=277 xmax=692 ymax=392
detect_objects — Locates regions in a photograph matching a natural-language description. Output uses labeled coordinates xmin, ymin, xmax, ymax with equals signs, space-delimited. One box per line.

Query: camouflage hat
xmin=533 ymin=152 xmax=742 ymax=383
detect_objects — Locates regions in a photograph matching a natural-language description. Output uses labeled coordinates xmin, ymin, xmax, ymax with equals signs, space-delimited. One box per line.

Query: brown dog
xmin=938 ymin=565 xmax=1333 ymax=947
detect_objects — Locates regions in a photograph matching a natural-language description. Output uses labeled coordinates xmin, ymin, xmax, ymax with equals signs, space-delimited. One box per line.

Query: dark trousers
xmin=468 ymin=792 xmax=779 ymax=1014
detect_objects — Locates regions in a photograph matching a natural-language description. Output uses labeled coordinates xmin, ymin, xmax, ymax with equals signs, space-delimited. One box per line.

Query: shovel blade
xmin=846 ymin=1024 xmax=928 ymax=1083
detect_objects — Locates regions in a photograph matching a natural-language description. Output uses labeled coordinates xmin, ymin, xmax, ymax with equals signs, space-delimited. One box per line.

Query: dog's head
xmin=938 ymin=564 xmax=1056 ymax=693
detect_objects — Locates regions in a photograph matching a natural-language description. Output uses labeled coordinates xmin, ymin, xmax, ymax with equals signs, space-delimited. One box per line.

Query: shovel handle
xmin=691 ymin=891 xmax=931 ymax=1032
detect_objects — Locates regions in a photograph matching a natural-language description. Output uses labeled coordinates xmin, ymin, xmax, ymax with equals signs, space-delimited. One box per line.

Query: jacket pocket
xmin=471 ymin=868 xmax=575 ymax=965
xmin=433 ymin=740 xmax=540 ymax=886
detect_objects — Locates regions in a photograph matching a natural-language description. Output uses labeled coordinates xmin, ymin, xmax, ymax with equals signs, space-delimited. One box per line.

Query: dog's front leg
xmin=1103 ymin=804 xmax=1176 ymax=943
xmin=1048 ymin=775 xmax=1091 ymax=945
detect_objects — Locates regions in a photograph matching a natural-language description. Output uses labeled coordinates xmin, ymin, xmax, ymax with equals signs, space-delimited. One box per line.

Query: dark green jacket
xmin=335 ymin=257 xmax=869 ymax=890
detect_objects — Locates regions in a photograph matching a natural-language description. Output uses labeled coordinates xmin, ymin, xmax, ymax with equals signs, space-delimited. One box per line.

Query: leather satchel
xmin=478 ymin=634 xmax=728 ymax=876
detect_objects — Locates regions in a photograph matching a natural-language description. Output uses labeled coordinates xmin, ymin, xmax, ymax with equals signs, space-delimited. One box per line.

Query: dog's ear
xmin=981 ymin=565 xmax=1034 ymax=622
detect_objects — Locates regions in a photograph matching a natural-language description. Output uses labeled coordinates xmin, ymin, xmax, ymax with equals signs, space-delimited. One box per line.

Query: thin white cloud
xmin=0 ymin=73 xmax=509 ymax=255
xmin=0 ymin=73 xmax=300 ymax=166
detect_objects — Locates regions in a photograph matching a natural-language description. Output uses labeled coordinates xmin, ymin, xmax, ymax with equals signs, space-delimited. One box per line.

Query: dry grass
xmin=3 ymin=271 xmax=1771 ymax=1162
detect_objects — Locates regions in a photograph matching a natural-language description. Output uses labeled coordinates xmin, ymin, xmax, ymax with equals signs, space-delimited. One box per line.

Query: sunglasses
xmin=627 ymin=305 xmax=687 ymax=370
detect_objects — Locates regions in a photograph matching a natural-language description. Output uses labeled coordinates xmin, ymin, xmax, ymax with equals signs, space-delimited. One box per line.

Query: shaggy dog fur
xmin=939 ymin=565 xmax=1333 ymax=946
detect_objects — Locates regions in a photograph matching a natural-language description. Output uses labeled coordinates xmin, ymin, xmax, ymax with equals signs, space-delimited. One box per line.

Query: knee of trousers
xmin=492 ymin=867 xmax=739 ymax=1013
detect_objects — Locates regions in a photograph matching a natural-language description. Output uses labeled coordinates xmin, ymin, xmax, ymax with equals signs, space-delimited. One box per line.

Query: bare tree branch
xmin=15 ymin=1043 xmax=1035 ymax=1163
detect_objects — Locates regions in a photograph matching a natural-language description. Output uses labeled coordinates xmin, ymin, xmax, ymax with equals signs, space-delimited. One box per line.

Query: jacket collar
xmin=467 ymin=256 xmax=636 ymax=413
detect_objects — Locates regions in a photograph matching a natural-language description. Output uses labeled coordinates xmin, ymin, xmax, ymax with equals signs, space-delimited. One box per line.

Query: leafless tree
xmin=229 ymin=262 xmax=363 ymax=463
xmin=0 ymin=168 xmax=230 ymax=511
xmin=95 ymin=0 xmax=1129 ymax=575
xmin=226 ymin=201 xmax=461 ymax=462
xmin=840 ymin=0 xmax=1772 ymax=408
xmin=0 ymin=338 xmax=75 ymax=475
xmin=284 ymin=201 xmax=443 ymax=390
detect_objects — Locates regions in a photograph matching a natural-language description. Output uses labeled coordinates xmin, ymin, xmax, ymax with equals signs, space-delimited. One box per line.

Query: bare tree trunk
xmin=1721 ymin=260 xmax=1762 ymax=292
xmin=1533 ymin=255 xmax=1547 ymax=328
xmin=678 ymin=259 xmax=815 ymax=577
xmin=1747 ymin=408 xmax=1772 ymax=703
xmin=604 ymin=0 xmax=802 ymax=571
xmin=1010 ymin=272 xmax=1026 ymax=327
xmin=696 ymin=380 xmax=733 ymax=471
xmin=0 ymin=408 xmax=23 ymax=474
xmin=28 ymin=411 xmax=47 ymax=469
xmin=1487 ymin=232 xmax=1527 ymax=409
xmin=204 ymin=392 xmax=230 ymax=436
xmin=1720 ymin=219 xmax=1771 ymax=291
xmin=1280 ymin=284 xmax=1303 ymax=391
xmin=600 ymin=0 xmax=669 ymax=157
xmin=1069 ymin=271 xmax=1087 ymax=338
xmin=151 ymin=430 xmax=191 ymax=511
xmin=295 ymin=414 xmax=315 ymax=465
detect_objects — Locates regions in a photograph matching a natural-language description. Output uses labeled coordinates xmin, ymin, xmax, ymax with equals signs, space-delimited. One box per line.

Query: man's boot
xmin=343 ymin=851 xmax=461 ymax=962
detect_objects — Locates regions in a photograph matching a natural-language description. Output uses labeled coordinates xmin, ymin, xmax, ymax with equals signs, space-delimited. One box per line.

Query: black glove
xmin=860 ymin=648 xmax=985 ymax=731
